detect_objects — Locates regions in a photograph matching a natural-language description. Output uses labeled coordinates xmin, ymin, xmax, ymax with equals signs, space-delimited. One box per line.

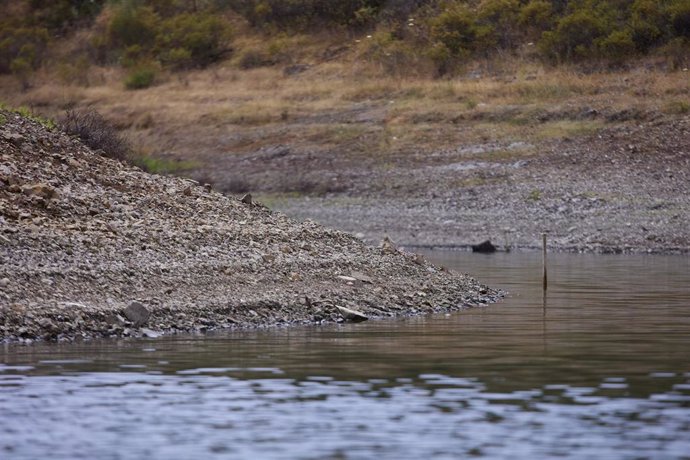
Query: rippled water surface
xmin=2 ymin=252 xmax=690 ymax=459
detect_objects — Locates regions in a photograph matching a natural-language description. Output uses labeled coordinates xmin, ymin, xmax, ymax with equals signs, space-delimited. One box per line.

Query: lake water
xmin=1 ymin=252 xmax=689 ymax=459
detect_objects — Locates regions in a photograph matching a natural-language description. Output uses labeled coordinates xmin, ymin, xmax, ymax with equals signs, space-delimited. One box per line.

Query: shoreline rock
xmin=0 ymin=110 xmax=499 ymax=344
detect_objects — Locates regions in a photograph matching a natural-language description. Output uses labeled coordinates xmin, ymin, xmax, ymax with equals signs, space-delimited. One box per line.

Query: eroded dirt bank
xmin=0 ymin=111 xmax=498 ymax=343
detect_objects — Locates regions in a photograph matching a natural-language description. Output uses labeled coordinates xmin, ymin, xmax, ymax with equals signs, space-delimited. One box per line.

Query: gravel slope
xmin=0 ymin=110 xmax=498 ymax=343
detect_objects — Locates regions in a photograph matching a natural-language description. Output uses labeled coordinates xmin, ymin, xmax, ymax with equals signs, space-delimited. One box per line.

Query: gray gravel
xmin=0 ymin=110 xmax=498 ymax=343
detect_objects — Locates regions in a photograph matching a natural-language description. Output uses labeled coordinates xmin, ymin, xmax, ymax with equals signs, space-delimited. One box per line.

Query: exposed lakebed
xmin=1 ymin=251 xmax=689 ymax=459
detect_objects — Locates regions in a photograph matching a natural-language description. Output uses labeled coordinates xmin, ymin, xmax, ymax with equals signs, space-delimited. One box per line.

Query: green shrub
xmin=124 ymin=66 xmax=157 ymax=90
xmin=156 ymin=12 xmax=232 ymax=68
xmin=108 ymin=5 xmax=160 ymax=50
xmin=630 ymin=0 xmax=665 ymax=51
xmin=30 ymin=0 xmax=104 ymax=33
xmin=519 ymin=0 xmax=554 ymax=38
xmin=597 ymin=29 xmax=637 ymax=62
xmin=539 ymin=10 xmax=606 ymax=62
xmin=430 ymin=4 xmax=479 ymax=58
xmin=476 ymin=0 xmax=522 ymax=50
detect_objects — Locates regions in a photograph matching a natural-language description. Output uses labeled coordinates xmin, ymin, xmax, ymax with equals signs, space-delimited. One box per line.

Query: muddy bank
xmin=0 ymin=111 xmax=499 ymax=343
xmin=266 ymin=115 xmax=690 ymax=254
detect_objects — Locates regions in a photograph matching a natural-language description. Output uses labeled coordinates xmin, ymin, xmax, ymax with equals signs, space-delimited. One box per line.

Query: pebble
xmin=124 ymin=302 xmax=151 ymax=327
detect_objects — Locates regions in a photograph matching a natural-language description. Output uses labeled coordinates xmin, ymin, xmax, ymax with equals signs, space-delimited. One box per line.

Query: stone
xmin=335 ymin=305 xmax=368 ymax=323
xmin=381 ymin=236 xmax=398 ymax=254
xmin=124 ymin=301 xmax=150 ymax=327
xmin=350 ymin=271 xmax=373 ymax=283
xmin=241 ymin=193 xmax=252 ymax=204
xmin=0 ymin=278 xmax=9 ymax=287
xmin=22 ymin=183 xmax=56 ymax=200
xmin=140 ymin=328 xmax=161 ymax=338
xmin=1 ymin=131 xmax=25 ymax=146
xmin=104 ymin=314 xmax=126 ymax=326
xmin=471 ymin=240 xmax=496 ymax=253
xmin=411 ymin=254 xmax=425 ymax=265
xmin=337 ymin=275 xmax=358 ymax=283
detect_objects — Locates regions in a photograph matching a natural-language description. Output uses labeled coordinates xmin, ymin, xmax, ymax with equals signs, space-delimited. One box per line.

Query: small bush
xmin=539 ymin=10 xmax=606 ymax=62
xmin=597 ymin=29 xmax=636 ymax=62
xmin=430 ymin=5 xmax=479 ymax=58
xmin=59 ymin=109 xmax=131 ymax=161
xmin=31 ymin=0 xmax=103 ymax=33
xmin=124 ymin=66 xmax=157 ymax=90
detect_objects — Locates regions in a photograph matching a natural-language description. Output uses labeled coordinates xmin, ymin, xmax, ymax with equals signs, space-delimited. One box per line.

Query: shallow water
xmin=1 ymin=252 xmax=690 ymax=459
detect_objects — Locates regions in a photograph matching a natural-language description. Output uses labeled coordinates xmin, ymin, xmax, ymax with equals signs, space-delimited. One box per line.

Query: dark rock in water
xmin=335 ymin=305 xmax=368 ymax=323
xmin=124 ymin=301 xmax=150 ymax=327
xmin=472 ymin=240 xmax=496 ymax=253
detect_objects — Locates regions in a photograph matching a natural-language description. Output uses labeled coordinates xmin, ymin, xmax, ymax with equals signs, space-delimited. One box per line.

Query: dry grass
xmin=2 ymin=48 xmax=688 ymax=169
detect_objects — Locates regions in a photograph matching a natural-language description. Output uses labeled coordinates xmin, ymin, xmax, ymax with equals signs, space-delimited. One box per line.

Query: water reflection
xmin=1 ymin=252 xmax=689 ymax=459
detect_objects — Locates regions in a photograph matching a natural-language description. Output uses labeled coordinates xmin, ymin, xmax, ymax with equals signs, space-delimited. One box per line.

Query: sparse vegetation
xmin=124 ymin=65 xmax=157 ymax=90
xmin=132 ymin=155 xmax=200 ymax=174
xmin=59 ymin=109 xmax=130 ymax=160
xmin=10 ymin=106 xmax=56 ymax=130
xmin=0 ymin=0 xmax=687 ymax=89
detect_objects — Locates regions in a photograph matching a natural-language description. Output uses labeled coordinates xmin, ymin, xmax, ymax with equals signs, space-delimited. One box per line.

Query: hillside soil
xmin=0 ymin=111 xmax=498 ymax=343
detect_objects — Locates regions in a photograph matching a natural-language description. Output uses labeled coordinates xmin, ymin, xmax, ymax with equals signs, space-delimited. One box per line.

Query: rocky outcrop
xmin=0 ymin=110 xmax=498 ymax=343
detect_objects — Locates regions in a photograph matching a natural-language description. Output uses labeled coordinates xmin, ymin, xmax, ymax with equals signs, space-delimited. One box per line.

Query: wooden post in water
xmin=542 ymin=233 xmax=548 ymax=291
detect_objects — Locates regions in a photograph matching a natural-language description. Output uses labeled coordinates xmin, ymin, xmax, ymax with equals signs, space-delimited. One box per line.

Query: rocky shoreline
xmin=0 ymin=111 xmax=499 ymax=343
